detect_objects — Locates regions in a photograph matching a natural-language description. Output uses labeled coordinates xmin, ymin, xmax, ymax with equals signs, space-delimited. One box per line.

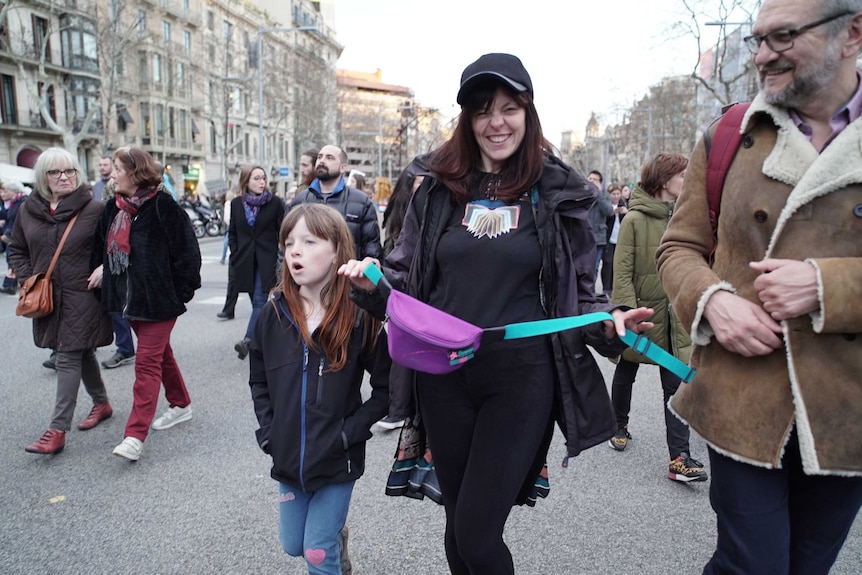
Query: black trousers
xmin=221 ymin=263 xmax=238 ymax=315
xmin=611 ymin=358 xmax=690 ymax=459
xmin=601 ymin=242 xmax=616 ymax=295
xmin=416 ymin=338 xmax=554 ymax=575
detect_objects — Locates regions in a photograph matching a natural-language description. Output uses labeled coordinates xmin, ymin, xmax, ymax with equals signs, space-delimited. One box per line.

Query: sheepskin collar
xmin=741 ymin=92 xmax=862 ymax=257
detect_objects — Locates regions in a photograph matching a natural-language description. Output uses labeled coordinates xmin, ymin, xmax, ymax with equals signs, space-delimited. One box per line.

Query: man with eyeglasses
xmin=656 ymin=1 xmax=862 ymax=573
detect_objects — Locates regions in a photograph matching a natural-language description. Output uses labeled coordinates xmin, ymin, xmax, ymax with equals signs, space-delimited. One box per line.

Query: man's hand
xmin=703 ymin=290 xmax=783 ymax=357
xmin=750 ymin=258 xmax=819 ymax=321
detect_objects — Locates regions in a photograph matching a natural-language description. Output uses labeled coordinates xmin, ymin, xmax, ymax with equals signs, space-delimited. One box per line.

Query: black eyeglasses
xmin=743 ymin=11 xmax=855 ymax=54
xmin=46 ymin=169 xmax=77 ymax=180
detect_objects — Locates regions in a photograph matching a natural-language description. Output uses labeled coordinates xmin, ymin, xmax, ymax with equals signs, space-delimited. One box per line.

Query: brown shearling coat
xmin=656 ymin=94 xmax=862 ymax=476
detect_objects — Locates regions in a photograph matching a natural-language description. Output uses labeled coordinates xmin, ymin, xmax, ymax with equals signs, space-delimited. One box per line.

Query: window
xmin=109 ymin=0 xmax=119 ymax=20
xmin=67 ymin=76 xmax=99 ymax=127
xmin=138 ymin=51 xmax=148 ymax=82
xmin=117 ymin=103 xmax=132 ymax=132
xmin=0 ymin=9 xmax=8 ymax=51
xmin=222 ymin=20 xmax=232 ymax=43
xmin=183 ymin=30 xmax=191 ymax=56
xmin=37 ymin=81 xmax=56 ymax=126
xmin=153 ymin=53 xmax=161 ymax=84
xmin=183 ymin=0 xmax=189 ymax=18
xmin=140 ymin=102 xmax=151 ymax=136
xmin=60 ymin=15 xmax=98 ymax=72
xmin=208 ymin=42 xmax=215 ymax=62
xmin=114 ymin=54 xmax=124 ymax=76
xmin=0 ymin=74 xmax=16 ymax=124
xmin=176 ymin=62 xmax=185 ymax=96
xmin=209 ymin=121 xmax=216 ymax=154
xmin=178 ymin=109 xmax=188 ymax=142
xmin=232 ymin=87 xmax=241 ymax=112
xmin=154 ymin=103 xmax=164 ymax=136
xmin=137 ymin=10 xmax=146 ymax=35
xmin=32 ymin=15 xmax=51 ymax=62
xmin=168 ymin=106 xmax=175 ymax=139
xmin=163 ymin=21 xmax=171 ymax=43
xmin=206 ymin=10 xmax=214 ymax=31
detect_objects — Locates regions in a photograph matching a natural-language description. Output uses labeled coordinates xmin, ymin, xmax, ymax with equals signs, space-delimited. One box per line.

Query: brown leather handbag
xmin=16 ymin=213 xmax=79 ymax=319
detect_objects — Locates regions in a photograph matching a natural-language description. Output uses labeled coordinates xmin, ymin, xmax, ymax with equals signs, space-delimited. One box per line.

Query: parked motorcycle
xmin=180 ymin=197 xmax=222 ymax=238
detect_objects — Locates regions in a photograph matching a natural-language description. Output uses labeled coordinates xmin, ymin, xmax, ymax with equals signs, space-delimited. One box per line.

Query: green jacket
xmin=612 ymin=185 xmax=691 ymax=364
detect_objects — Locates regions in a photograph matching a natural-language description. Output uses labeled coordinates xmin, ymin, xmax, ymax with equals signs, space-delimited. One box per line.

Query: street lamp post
xmin=256 ymin=26 xmax=317 ymax=167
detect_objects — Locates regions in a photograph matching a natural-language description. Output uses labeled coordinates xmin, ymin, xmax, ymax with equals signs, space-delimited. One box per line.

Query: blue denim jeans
xmin=112 ymin=314 xmax=135 ymax=356
xmin=594 ymin=245 xmax=606 ymax=280
xmin=244 ymin=270 xmax=268 ymax=342
xmin=704 ymin=430 xmax=862 ymax=574
xmin=278 ymin=480 xmax=354 ymax=574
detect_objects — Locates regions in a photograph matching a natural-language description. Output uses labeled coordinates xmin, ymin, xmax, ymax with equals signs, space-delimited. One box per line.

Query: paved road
xmin=1 ymin=236 xmax=859 ymax=574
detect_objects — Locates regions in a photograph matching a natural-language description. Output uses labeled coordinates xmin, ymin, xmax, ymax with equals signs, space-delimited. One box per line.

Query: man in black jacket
xmin=288 ymin=145 xmax=381 ymax=259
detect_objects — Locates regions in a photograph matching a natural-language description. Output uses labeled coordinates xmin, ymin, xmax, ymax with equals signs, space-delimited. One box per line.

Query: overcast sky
xmin=331 ymin=0 xmax=741 ymax=144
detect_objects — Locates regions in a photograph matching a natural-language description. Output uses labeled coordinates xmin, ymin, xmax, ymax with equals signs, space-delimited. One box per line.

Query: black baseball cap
xmin=456 ymin=53 xmax=533 ymax=105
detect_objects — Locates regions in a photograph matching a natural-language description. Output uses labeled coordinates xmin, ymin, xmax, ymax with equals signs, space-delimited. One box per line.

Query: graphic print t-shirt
xmin=428 ymin=191 xmax=545 ymax=329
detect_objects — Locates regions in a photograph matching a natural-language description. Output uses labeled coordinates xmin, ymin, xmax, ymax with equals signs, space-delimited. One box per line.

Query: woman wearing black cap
xmin=341 ymin=53 xmax=653 ymax=574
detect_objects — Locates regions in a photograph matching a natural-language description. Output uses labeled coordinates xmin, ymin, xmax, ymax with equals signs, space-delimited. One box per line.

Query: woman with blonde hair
xmin=9 ymin=147 xmax=113 ymax=454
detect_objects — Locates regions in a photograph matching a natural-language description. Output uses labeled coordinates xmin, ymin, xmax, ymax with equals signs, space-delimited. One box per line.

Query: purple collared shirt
xmin=789 ymin=71 xmax=862 ymax=150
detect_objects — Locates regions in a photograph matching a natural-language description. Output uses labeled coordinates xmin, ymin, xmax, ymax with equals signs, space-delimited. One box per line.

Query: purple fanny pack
xmin=364 ymin=264 xmax=490 ymax=374
xmin=362 ymin=265 xmax=697 ymax=382
xmin=386 ymin=288 xmax=486 ymax=374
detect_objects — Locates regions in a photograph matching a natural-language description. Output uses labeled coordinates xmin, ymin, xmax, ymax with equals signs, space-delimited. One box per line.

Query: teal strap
xmin=362 ymin=265 xmax=695 ymax=383
xmin=503 ymin=313 xmax=696 ymax=383
xmin=364 ymin=263 xmax=384 ymax=286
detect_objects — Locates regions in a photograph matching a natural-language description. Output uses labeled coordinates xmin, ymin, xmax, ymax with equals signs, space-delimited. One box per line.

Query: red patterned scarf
xmin=107 ymin=185 xmax=159 ymax=274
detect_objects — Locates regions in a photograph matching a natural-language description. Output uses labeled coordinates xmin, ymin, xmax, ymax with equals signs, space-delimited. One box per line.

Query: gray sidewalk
xmin=1 ymin=237 xmax=859 ymax=574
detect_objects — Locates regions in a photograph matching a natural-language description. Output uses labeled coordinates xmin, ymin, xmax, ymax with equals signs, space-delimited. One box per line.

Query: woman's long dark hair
xmin=429 ymin=80 xmax=553 ymax=203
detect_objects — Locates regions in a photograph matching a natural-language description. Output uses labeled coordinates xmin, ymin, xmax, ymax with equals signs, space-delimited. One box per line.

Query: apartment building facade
xmin=0 ymin=0 xmax=340 ymax=197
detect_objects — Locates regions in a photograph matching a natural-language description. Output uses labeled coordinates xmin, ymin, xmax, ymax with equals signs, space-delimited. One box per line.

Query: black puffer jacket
xmin=249 ymin=294 xmax=390 ymax=492
xmin=8 ymin=185 xmax=112 ymax=351
xmin=289 ymin=182 xmax=381 ymax=259
xmin=95 ymin=188 xmax=201 ymax=320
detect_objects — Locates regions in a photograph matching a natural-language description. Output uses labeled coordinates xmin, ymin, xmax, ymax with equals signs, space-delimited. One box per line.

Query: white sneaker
xmin=151 ymin=405 xmax=193 ymax=430
xmin=113 ymin=437 xmax=144 ymax=461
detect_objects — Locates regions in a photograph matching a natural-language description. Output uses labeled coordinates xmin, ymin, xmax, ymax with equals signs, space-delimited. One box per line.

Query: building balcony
xmin=140 ymin=135 xmax=202 ymax=156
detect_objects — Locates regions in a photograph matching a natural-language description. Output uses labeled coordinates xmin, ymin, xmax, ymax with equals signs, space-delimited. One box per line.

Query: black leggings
xmin=416 ymin=338 xmax=554 ymax=575
xmin=611 ymin=358 xmax=690 ymax=459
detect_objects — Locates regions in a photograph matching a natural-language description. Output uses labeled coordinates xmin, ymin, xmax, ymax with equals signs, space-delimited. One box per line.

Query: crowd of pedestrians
xmin=5 ymin=0 xmax=862 ymax=572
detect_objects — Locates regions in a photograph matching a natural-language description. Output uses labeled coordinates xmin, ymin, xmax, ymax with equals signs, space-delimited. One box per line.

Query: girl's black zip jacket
xmin=249 ymin=292 xmax=391 ymax=492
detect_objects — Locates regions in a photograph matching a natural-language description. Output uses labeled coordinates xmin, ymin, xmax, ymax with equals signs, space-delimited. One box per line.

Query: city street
xmin=1 ymin=235 xmax=859 ymax=575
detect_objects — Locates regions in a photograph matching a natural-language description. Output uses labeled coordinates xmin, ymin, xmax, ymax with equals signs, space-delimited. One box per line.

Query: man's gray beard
xmin=761 ymin=45 xmax=841 ymax=109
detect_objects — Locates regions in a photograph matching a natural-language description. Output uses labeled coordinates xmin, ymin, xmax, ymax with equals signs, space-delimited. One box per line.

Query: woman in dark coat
xmin=92 ymin=146 xmax=201 ymax=461
xmin=228 ymin=165 xmax=285 ymax=359
xmin=340 ymin=53 xmax=653 ymax=574
xmin=8 ymin=147 xmax=113 ymax=455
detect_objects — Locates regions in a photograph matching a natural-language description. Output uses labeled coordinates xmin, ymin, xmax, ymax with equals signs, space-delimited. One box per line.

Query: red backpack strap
xmin=705 ymin=102 xmax=750 ymax=265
